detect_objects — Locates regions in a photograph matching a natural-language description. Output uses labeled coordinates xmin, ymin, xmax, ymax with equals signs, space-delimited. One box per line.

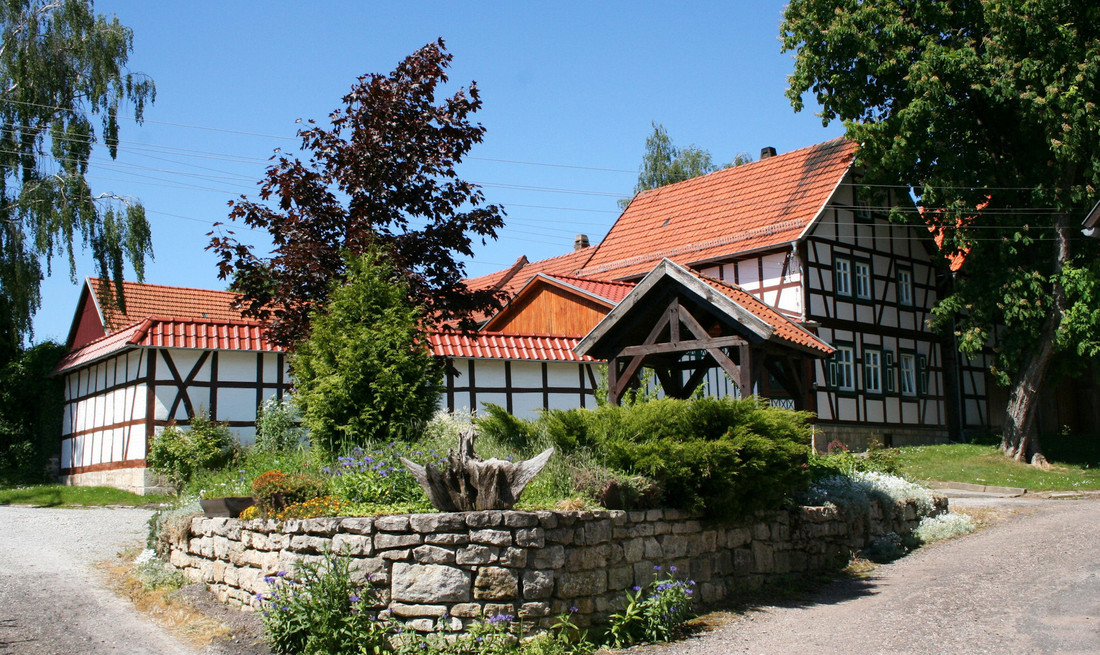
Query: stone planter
xmin=199 ymin=496 xmax=255 ymax=518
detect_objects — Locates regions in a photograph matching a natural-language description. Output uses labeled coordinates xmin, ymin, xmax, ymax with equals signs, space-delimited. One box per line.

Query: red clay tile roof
xmin=430 ymin=331 xmax=597 ymax=362
xmin=693 ymin=271 xmax=834 ymax=356
xmin=55 ymin=316 xmax=283 ymax=373
xmin=577 ymin=138 xmax=858 ymax=280
xmin=542 ymin=275 xmax=635 ymax=304
xmin=464 ymin=247 xmax=596 ymax=298
xmin=89 ymin=277 xmax=247 ymax=330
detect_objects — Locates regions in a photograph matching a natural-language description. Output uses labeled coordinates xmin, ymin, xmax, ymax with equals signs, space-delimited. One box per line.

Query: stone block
xmin=500 ymin=547 xmax=527 ymax=568
xmin=752 ymin=541 xmax=774 ymax=573
xmin=391 ymin=563 xmax=472 ymax=603
xmin=519 ymin=601 xmax=550 ymax=618
xmin=474 ymin=567 xmax=519 ymax=600
xmin=389 ymin=603 xmax=449 ymax=618
xmin=465 ymin=511 xmax=503 ymax=528
xmin=409 ymin=513 xmax=467 ymax=533
xmin=583 ymin=519 xmax=612 ymax=545
xmin=425 ymin=532 xmax=469 ymax=546
xmin=350 ymin=557 xmax=386 ymax=585
xmin=339 ymin=517 xmax=374 ymax=534
xmin=456 ymin=544 xmax=498 ymax=565
xmin=535 ymin=511 xmax=559 ymax=529
xmin=643 ymin=537 xmax=662 ymax=559
xmin=449 ymin=602 xmax=482 ymax=618
xmin=303 ymin=518 xmax=340 ymax=536
xmin=381 ymin=549 xmax=412 ymax=561
xmin=503 ymin=512 xmax=539 ymax=528
xmin=471 ymin=529 xmax=511 ymax=547
xmin=531 ymin=544 xmax=564 ymax=569
xmin=514 ymin=527 xmax=545 ymax=548
xmin=333 ymin=533 xmax=372 ymax=556
xmin=375 ymin=533 xmax=422 ymax=550
xmin=659 ymin=535 xmax=688 ymax=559
xmin=413 ymin=545 xmax=456 ymax=565
xmin=556 ymin=570 xmax=607 ymax=598
xmin=521 ymin=570 xmax=554 ymax=599
xmin=483 ymin=603 xmax=516 ymax=619
xmin=544 ymin=527 xmax=575 ymax=545
xmin=622 ymin=538 xmax=644 ymax=563
xmin=607 ymin=565 xmax=634 ymax=591
xmin=375 ymin=515 xmax=410 ymax=531
xmin=406 ymin=618 xmax=436 ymax=632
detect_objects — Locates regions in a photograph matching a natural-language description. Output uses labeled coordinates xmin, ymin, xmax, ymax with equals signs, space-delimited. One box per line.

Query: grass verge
xmin=0 ymin=484 xmax=171 ymax=507
xmin=894 ymin=436 xmax=1100 ymax=491
xmin=99 ymin=548 xmax=232 ymax=649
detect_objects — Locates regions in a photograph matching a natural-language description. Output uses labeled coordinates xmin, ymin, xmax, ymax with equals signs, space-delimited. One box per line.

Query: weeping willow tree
xmin=0 ymin=0 xmax=155 ymax=362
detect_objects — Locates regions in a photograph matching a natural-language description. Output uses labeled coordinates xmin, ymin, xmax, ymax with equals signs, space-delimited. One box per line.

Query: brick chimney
xmin=574 ymin=234 xmax=590 ymax=250
xmin=760 ymin=146 xmax=777 ymax=159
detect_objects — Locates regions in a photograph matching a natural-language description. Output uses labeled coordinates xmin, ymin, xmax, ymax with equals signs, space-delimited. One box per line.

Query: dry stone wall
xmin=166 ymin=498 xmax=945 ymax=631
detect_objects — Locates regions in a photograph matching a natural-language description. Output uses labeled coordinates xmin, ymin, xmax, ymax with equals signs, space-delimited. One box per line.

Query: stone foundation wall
xmin=61 ymin=466 xmax=167 ymax=495
xmin=813 ymin=425 xmax=948 ymax=452
xmin=166 ymin=498 xmax=945 ymax=631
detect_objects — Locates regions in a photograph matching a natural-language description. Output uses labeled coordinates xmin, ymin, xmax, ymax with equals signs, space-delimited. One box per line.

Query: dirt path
xmin=645 ymin=498 xmax=1100 ymax=655
xmin=0 ymin=505 xmax=199 ymax=655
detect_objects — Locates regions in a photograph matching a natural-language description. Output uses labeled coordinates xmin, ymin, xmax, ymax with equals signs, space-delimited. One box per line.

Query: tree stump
xmin=400 ymin=429 xmax=553 ymax=512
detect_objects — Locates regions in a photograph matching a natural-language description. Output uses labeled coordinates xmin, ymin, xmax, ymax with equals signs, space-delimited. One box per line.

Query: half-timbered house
xmin=55 ymin=279 xmax=291 ymax=492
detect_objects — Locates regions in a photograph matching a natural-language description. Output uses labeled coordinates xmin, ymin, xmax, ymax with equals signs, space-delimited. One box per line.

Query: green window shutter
xmin=918 ymin=354 xmax=929 ymax=395
xmin=827 ymin=360 xmax=838 ymax=388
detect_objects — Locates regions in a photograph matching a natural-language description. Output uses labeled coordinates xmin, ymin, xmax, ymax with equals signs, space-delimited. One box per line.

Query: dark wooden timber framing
xmin=443 ymin=360 xmax=600 ymax=415
xmin=598 ymin=293 xmax=819 ymax=409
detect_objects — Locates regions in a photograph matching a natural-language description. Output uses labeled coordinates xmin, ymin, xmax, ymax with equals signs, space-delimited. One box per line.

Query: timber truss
xmin=575 ymin=259 xmax=833 ymax=409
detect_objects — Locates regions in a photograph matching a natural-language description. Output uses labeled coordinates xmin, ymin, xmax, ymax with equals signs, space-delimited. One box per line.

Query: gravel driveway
xmin=0 ymin=505 xmax=198 ymax=655
xmin=644 ymin=497 xmax=1100 ymax=655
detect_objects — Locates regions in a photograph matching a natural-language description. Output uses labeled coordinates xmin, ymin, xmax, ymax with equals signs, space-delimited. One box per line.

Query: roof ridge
xmin=632 ymin=137 xmax=853 ymax=200
xmin=89 ymin=277 xmax=242 ymax=297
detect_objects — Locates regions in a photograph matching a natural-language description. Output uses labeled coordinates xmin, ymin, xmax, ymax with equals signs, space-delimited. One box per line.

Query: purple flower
xmin=669 ymin=565 xmax=678 ymax=572
xmin=487 ymin=613 xmax=514 ymax=625
xmin=276 ymin=571 xmax=287 ymax=577
xmin=632 ymin=585 xmax=642 ymax=592
xmin=653 ymin=565 xmax=662 ymax=571
xmin=570 ymin=606 xmax=579 ymax=613
xmin=349 ymin=595 xmax=360 ymax=602
xmin=263 ymin=575 xmax=276 ymax=584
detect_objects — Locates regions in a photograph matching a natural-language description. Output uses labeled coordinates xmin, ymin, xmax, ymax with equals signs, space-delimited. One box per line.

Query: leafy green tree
xmin=290 ymin=250 xmax=441 ymax=454
xmin=209 ymin=39 xmax=503 ymax=349
xmin=0 ymin=340 xmax=65 ymax=484
xmin=0 ymin=0 xmax=155 ymax=362
xmin=620 ymin=122 xmax=751 ymax=208
xmin=782 ymin=0 xmax=1100 ymax=465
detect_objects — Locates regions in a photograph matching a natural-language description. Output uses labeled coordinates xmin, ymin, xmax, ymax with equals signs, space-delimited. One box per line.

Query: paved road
xmin=648 ymin=496 xmax=1100 ymax=655
xmin=0 ymin=505 xmax=199 ymax=655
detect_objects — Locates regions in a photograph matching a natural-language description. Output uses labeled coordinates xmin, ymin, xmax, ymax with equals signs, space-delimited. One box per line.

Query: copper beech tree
xmin=209 ymin=39 xmax=504 ymax=349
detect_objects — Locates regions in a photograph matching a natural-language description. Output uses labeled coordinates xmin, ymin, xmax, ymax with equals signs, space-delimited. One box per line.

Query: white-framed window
xmin=834 ymin=257 xmax=852 ymax=297
xmin=854 ymin=260 xmax=872 ymax=300
xmin=864 ymin=348 xmax=882 ymax=394
xmin=827 ymin=345 xmax=855 ymax=392
xmin=897 ymin=267 xmax=914 ymax=306
xmin=899 ymin=353 xmax=917 ymax=396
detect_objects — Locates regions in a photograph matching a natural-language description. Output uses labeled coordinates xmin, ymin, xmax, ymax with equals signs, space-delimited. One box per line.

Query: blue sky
xmin=32 ymin=0 xmax=844 ymax=343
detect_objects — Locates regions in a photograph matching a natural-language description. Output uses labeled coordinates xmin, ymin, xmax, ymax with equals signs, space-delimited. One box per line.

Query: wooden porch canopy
xmin=574 ymin=259 xmax=834 ymax=408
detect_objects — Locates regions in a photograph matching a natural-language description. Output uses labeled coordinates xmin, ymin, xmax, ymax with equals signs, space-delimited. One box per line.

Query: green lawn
xmin=0 ymin=484 xmax=170 ymax=507
xmin=895 ymin=434 xmax=1100 ymax=491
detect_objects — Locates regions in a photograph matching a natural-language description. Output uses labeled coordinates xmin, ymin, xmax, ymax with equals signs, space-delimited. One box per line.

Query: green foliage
xmin=291 ymin=250 xmax=442 ymax=454
xmin=894 ymin=440 xmax=1100 ymax=491
xmin=0 ymin=484 xmax=167 ymax=507
xmin=914 ymin=512 xmax=976 ymax=543
xmin=808 ymin=440 xmax=900 ymax=479
xmin=0 ymin=341 xmax=66 ymax=485
xmin=209 ymin=39 xmax=504 ymax=348
xmin=132 ymin=549 xmax=187 ymax=591
xmin=250 ymin=470 xmax=326 ymax=516
xmin=607 ymin=568 xmax=695 ymax=647
xmin=480 ymin=397 xmax=813 ymax=519
xmin=181 ymin=440 xmax=323 ymax=499
xmin=781 ymin=0 xmax=1100 ymax=451
xmin=147 ymin=413 xmax=234 ymax=490
xmin=255 ymin=395 xmax=306 ymax=452
xmin=259 ymin=550 xmax=388 ymax=655
xmin=0 ymin=0 xmax=156 ymax=351
xmin=327 ymin=443 xmax=439 ymax=510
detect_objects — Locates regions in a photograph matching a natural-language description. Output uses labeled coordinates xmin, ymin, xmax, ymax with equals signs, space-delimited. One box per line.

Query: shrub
xmin=147 ymin=413 xmax=234 ymax=489
xmin=607 ymin=566 xmax=695 ymax=647
xmin=291 ymin=250 xmax=442 ymax=455
xmin=914 ymin=511 xmax=976 ymax=542
xmin=251 ymin=470 xmax=326 ymax=516
xmin=255 ymin=395 xmax=306 ymax=452
xmin=0 ymin=341 xmax=66 ymax=485
xmin=801 ymin=470 xmax=937 ymax=516
xmin=259 ymin=550 xmax=387 ymax=655
xmin=477 ymin=396 xmax=813 ymax=519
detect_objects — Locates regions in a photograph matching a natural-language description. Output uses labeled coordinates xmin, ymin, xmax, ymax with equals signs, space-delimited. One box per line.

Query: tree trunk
xmin=1001 ymin=210 xmax=1072 ymax=469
